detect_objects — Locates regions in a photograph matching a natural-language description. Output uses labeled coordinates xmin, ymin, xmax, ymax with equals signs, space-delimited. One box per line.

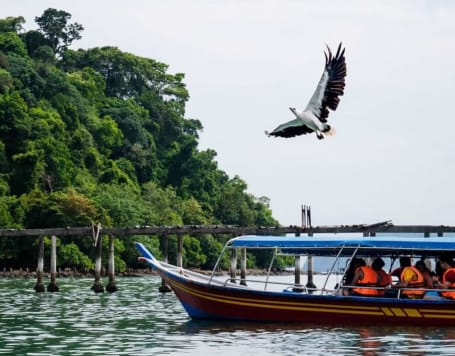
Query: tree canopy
xmin=35 ymin=8 xmax=84 ymax=56
xmin=0 ymin=9 xmax=279 ymax=272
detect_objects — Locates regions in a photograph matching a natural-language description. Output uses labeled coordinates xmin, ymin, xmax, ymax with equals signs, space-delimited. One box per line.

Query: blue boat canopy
xmin=229 ymin=235 xmax=455 ymax=256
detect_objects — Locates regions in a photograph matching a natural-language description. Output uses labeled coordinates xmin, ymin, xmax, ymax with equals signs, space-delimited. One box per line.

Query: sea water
xmin=1 ymin=275 xmax=455 ymax=355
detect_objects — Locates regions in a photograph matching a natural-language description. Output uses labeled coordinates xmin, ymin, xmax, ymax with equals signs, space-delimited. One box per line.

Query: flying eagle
xmin=266 ymin=43 xmax=346 ymax=140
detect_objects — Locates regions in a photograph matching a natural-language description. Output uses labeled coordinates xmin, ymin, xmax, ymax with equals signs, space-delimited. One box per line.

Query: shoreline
xmin=0 ymin=268 xmax=157 ymax=279
xmin=0 ymin=268 xmax=301 ymax=279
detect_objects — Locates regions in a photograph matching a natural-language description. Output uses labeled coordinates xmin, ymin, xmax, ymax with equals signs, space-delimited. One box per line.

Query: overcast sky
xmin=3 ymin=1 xmax=455 ymax=226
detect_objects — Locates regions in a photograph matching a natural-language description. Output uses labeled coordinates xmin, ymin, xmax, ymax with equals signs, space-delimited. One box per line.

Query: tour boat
xmin=135 ymin=235 xmax=455 ymax=326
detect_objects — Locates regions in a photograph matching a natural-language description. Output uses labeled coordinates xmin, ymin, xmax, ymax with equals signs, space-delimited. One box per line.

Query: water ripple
xmin=1 ymin=277 xmax=455 ymax=355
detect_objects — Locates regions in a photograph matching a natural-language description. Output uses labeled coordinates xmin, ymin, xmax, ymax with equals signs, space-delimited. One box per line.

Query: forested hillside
xmin=0 ymin=9 xmax=279 ymax=271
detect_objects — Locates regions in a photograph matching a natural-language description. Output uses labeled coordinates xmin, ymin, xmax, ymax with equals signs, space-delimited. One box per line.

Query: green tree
xmin=0 ymin=32 xmax=27 ymax=56
xmin=0 ymin=16 xmax=25 ymax=33
xmin=11 ymin=149 xmax=45 ymax=195
xmin=31 ymin=45 xmax=55 ymax=63
xmin=182 ymin=236 xmax=206 ymax=268
xmin=6 ymin=54 xmax=45 ymax=105
xmin=0 ymin=91 xmax=32 ymax=156
xmin=24 ymin=188 xmax=100 ymax=228
xmin=199 ymin=234 xmax=229 ymax=270
xmin=59 ymin=241 xmax=94 ymax=270
xmin=22 ymin=30 xmax=50 ymax=57
xmin=92 ymin=115 xmax=124 ymax=157
xmin=35 ymin=8 xmax=83 ymax=56
xmin=0 ymin=69 xmax=13 ymax=93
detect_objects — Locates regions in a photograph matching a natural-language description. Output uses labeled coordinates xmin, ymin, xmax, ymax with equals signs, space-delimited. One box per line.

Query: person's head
xmin=438 ymin=253 xmax=454 ymax=270
xmin=349 ymin=257 xmax=365 ymax=269
xmin=415 ymin=260 xmax=428 ymax=273
xmin=372 ymin=257 xmax=385 ymax=271
xmin=399 ymin=256 xmax=411 ymax=268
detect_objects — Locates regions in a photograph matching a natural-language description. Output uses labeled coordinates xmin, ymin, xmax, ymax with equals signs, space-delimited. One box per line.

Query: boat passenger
xmin=434 ymin=254 xmax=455 ymax=300
xmin=372 ymin=257 xmax=391 ymax=296
xmin=390 ymin=256 xmax=411 ymax=281
xmin=415 ymin=260 xmax=434 ymax=289
xmin=341 ymin=257 xmax=365 ymax=296
xmin=393 ymin=265 xmax=426 ymax=299
xmin=351 ymin=262 xmax=380 ymax=296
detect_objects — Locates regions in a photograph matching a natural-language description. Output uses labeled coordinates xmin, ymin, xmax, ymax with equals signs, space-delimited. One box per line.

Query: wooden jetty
xmin=1 ymin=221 xmax=455 ymax=293
xmin=2 ymin=222 xmax=455 ymax=238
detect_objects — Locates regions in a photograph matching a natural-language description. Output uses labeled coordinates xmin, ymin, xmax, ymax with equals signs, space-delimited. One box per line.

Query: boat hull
xmin=135 ymin=242 xmax=455 ymax=326
xmin=160 ymin=270 xmax=455 ymax=326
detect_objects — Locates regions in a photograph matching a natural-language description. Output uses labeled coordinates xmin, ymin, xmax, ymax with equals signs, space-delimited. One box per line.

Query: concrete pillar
xmin=34 ymin=236 xmax=45 ymax=293
xmin=106 ymin=235 xmax=117 ymax=293
xmin=177 ymin=235 xmax=183 ymax=268
xmin=159 ymin=236 xmax=171 ymax=292
xmin=91 ymin=234 xmax=104 ymax=293
xmin=293 ymin=255 xmax=304 ymax=292
xmin=230 ymin=248 xmax=237 ymax=283
xmin=240 ymin=248 xmax=247 ymax=286
xmin=306 ymin=255 xmax=316 ymax=291
xmin=47 ymin=235 xmax=59 ymax=292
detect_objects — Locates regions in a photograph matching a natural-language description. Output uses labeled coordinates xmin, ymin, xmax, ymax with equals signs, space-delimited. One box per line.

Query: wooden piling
xmin=34 ymin=236 xmax=45 ymax=293
xmin=307 ymin=206 xmax=312 ymax=228
xmin=106 ymin=235 xmax=117 ymax=293
xmin=240 ymin=247 xmax=247 ymax=286
xmin=230 ymin=248 xmax=237 ymax=283
xmin=91 ymin=233 xmax=104 ymax=293
xmin=47 ymin=235 xmax=59 ymax=292
xmin=301 ymin=204 xmax=307 ymax=228
xmin=158 ymin=236 xmax=171 ymax=292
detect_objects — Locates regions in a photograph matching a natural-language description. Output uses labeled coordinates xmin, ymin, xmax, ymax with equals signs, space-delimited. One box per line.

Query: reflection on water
xmin=1 ymin=276 xmax=455 ymax=355
xmin=180 ymin=319 xmax=455 ymax=356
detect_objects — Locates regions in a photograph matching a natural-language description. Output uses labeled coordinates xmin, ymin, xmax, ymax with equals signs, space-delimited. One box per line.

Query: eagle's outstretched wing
xmin=305 ymin=42 xmax=346 ymax=122
xmin=266 ymin=118 xmax=315 ymax=138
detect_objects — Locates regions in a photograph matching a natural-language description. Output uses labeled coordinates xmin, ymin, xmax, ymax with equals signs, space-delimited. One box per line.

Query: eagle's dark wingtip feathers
xmin=266 ymin=41 xmax=346 ymax=139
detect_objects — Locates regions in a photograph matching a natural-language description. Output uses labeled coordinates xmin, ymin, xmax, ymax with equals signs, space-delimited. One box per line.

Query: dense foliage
xmin=0 ymin=10 xmax=281 ymax=272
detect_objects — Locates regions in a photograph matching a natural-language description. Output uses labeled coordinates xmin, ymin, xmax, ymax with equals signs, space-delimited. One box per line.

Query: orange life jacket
xmin=400 ymin=266 xmax=425 ymax=297
xmin=375 ymin=270 xmax=392 ymax=296
xmin=352 ymin=266 xmax=379 ymax=296
xmin=440 ymin=268 xmax=455 ymax=299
